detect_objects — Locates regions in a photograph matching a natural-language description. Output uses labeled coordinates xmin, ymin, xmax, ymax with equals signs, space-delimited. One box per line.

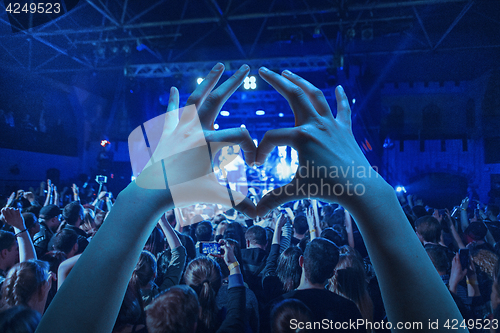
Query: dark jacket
xmin=241 ymin=247 xmax=268 ymax=302
xmin=33 ymin=222 xmax=55 ymax=258
xmin=48 ymin=224 xmax=89 ymax=255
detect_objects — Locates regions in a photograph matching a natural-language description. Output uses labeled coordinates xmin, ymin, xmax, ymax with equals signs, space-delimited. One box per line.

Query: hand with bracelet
xmin=219 ymin=239 xmax=241 ymax=275
xmin=1 ymin=207 xmax=36 ymax=262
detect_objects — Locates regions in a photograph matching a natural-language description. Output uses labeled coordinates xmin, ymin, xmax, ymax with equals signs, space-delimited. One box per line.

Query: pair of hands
xmin=133 ymin=63 xmax=373 ymax=219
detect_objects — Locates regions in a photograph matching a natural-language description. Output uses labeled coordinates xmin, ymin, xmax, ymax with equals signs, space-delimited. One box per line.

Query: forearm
xmin=44 ymin=192 xmax=50 ymax=206
xmin=342 ymin=178 xmax=465 ymax=331
xmin=159 ymin=245 xmax=186 ymax=291
xmin=15 ymin=228 xmax=36 ymax=261
xmin=345 ymin=211 xmax=355 ymax=249
xmin=105 ymin=199 xmax=113 ymax=212
xmin=460 ymin=210 xmax=469 ymax=232
xmin=272 ymin=226 xmax=282 ymax=245
xmin=450 ymin=223 xmax=465 ymax=249
xmin=37 ymin=182 xmax=173 ymax=333
xmin=159 ymin=216 xmax=182 ymax=249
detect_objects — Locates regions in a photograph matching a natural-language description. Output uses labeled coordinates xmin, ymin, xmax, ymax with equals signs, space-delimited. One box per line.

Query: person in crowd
xmin=33 ymin=204 xmax=61 ymax=258
xmin=328 ymin=247 xmax=374 ymax=328
xmin=146 ymin=285 xmax=200 ymax=333
xmin=0 ymin=305 xmax=41 ymax=333
xmin=36 ymin=65 xmax=466 ymax=333
xmin=183 ymin=257 xmax=223 ymax=333
xmin=154 ymin=215 xmax=186 ymax=292
xmin=262 ymin=214 xmax=302 ymax=304
xmin=215 ymin=238 xmax=259 ymax=333
xmin=270 ymin=299 xmax=312 ymax=333
xmin=143 ymin=226 xmax=165 ymax=258
xmin=49 ymin=229 xmax=79 ymax=258
xmin=241 ymin=225 xmax=268 ymax=300
xmin=21 ymin=213 xmax=40 ymax=241
xmin=0 ymin=232 xmax=18 ymax=285
xmin=194 ymin=220 xmax=214 ymax=257
xmin=79 ymin=208 xmax=97 ymax=238
xmin=223 ymin=221 xmax=246 ymax=249
xmin=290 ymin=215 xmax=308 ymax=246
xmin=132 ymin=250 xmax=158 ymax=307
xmin=415 ymin=215 xmax=455 ymax=264
xmin=0 ymin=208 xmax=37 ymax=286
xmin=262 ymin=238 xmax=363 ymax=332
xmin=0 ymin=260 xmax=53 ymax=315
xmin=54 ymin=201 xmax=88 ymax=255
xmin=164 ymin=209 xmax=196 ymax=262
xmin=182 ymin=240 xmax=245 ymax=333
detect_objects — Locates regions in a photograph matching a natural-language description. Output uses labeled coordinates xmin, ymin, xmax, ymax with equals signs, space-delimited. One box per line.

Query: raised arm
xmin=255 ymin=68 xmax=466 ymax=331
xmin=460 ymin=197 xmax=470 ymax=232
xmin=158 ymin=215 xmax=186 ymax=290
xmin=1 ymin=207 xmax=36 ymax=261
xmin=344 ymin=209 xmax=356 ymax=249
xmin=36 ymin=63 xmax=257 ymax=333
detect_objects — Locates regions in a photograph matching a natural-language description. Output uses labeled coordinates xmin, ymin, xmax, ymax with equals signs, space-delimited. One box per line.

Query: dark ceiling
xmin=0 ymin=0 xmax=498 ymax=87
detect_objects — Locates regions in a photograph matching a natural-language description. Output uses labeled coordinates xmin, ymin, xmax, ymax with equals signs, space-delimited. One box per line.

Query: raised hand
xmin=255 ymin=68 xmax=375 ymax=216
xmin=23 ymin=191 xmax=36 ymax=204
xmin=1 ymin=207 xmax=26 ymax=230
xmin=131 ymin=63 xmax=257 ymax=219
xmin=5 ymin=192 xmax=15 ymax=207
xmin=460 ymin=197 xmax=469 ymax=210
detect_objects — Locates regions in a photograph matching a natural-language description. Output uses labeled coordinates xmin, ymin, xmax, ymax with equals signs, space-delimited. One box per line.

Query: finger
xmin=164 ymin=87 xmax=180 ymax=133
xmin=334 ymin=85 xmax=352 ymax=127
xmin=281 ymin=70 xmax=333 ymax=118
xmin=198 ymin=64 xmax=250 ymax=128
xmin=185 ymin=63 xmax=225 ymax=111
xmin=256 ymin=127 xmax=297 ymax=166
xmin=233 ymin=195 xmax=257 ymax=220
xmin=206 ymin=127 xmax=256 ymax=167
xmin=258 ymin=67 xmax=317 ymax=125
xmin=257 ymin=179 xmax=306 ymax=217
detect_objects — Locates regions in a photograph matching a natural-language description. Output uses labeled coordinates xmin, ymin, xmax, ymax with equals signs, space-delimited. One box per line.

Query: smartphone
xmin=96 ymin=175 xmax=107 ymax=184
xmin=199 ymin=242 xmax=221 ymax=255
xmin=459 ymin=248 xmax=469 ymax=270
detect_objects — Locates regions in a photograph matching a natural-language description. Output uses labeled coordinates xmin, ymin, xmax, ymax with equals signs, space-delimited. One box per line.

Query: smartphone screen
xmin=459 ymin=248 xmax=469 ymax=270
xmin=200 ymin=242 xmax=221 ymax=255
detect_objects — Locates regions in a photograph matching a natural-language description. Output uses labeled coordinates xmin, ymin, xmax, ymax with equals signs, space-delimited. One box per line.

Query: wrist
xmin=227 ymin=261 xmax=240 ymax=273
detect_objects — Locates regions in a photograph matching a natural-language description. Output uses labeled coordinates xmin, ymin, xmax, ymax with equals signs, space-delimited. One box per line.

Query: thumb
xmin=257 ymin=179 xmax=305 ymax=217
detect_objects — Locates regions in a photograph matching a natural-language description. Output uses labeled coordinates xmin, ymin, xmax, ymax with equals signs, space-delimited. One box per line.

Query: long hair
xmin=131 ymin=251 xmax=157 ymax=289
xmin=271 ymin=299 xmax=312 ymax=333
xmin=328 ymin=249 xmax=374 ymax=326
xmin=1 ymin=260 xmax=50 ymax=309
xmin=277 ymin=247 xmax=303 ymax=292
xmin=183 ymin=257 xmax=222 ymax=332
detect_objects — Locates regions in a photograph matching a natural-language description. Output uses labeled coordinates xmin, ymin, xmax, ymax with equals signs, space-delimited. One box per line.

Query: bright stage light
xmin=220 ymin=111 xmax=230 ymax=116
xmin=197 ymin=78 xmax=204 ymax=84
xmin=256 ymin=110 xmax=265 ymax=116
xmin=214 ymin=124 xmax=219 ymax=129
xmin=244 ymin=76 xmax=257 ymax=90
xmin=396 ymin=186 xmax=406 ymax=193
xmin=278 ymin=113 xmax=284 ymax=117
xmin=240 ymin=124 xmax=246 ymax=128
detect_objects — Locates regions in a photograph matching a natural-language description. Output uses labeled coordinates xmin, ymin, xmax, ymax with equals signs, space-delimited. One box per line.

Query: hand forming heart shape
xmin=129 ymin=63 xmax=377 ymax=219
